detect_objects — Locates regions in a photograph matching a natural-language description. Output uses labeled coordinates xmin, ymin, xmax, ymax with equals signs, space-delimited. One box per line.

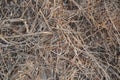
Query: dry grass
xmin=0 ymin=0 xmax=120 ymax=80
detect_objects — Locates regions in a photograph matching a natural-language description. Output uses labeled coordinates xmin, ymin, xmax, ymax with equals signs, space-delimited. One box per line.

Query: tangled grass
xmin=0 ymin=0 xmax=120 ymax=80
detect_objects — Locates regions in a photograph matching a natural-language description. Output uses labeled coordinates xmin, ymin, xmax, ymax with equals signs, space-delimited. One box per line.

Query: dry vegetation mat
xmin=0 ymin=0 xmax=120 ymax=80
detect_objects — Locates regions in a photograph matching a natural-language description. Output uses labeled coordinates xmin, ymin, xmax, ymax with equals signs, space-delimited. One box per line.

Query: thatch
xmin=0 ymin=0 xmax=119 ymax=80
